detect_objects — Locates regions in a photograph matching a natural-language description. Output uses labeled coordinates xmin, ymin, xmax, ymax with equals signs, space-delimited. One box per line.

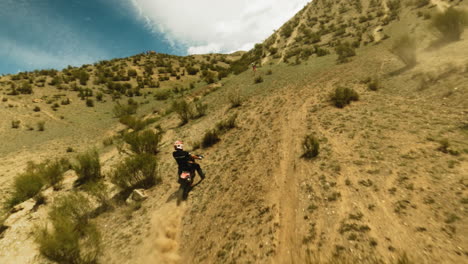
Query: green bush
xmin=33 ymin=106 xmax=41 ymax=112
xmin=85 ymin=98 xmax=94 ymax=107
xmin=367 ymin=78 xmax=380 ymax=91
xmin=96 ymin=92 xmax=103 ymax=101
xmin=113 ymin=101 xmax=138 ymax=117
xmin=331 ymin=87 xmax=359 ymax=108
xmin=111 ymin=153 xmax=159 ymax=192
xmin=11 ymin=120 xmax=20 ymax=129
xmin=215 ymin=114 xmax=237 ymax=133
xmin=172 ymin=100 xmax=192 ymax=125
xmin=228 ymin=91 xmax=243 ymax=108
xmin=39 ymin=159 xmax=70 ymax=187
xmin=301 ymin=135 xmax=320 ymax=159
xmin=201 ymin=130 xmax=221 ymax=148
xmin=193 ymin=101 xmax=208 ymax=118
xmin=36 ymin=192 xmax=101 ymax=264
xmin=390 ymin=34 xmax=417 ymax=67
xmin=119 ymin=116 xmax=156 ymax=131
xmin=73 ymin=150 xmax=101 ymax=184
xmin=123 ymin=129 xmax=162 ymax=155
xmin=18 ymin=81 xmax=33 ymax=94
xmin=254 ymin=76 xmax=264 ymax=84
xmin=335 ymin=42 xmax=356 ymax=63
xmin=37 ymin=121 xmax=45 ymax=131
xmin=431 ymin=7 xmax=468 ymax=42
xmin=153 ymin=89 xmax=171 ymax=100
xmin=6 ymin=171 xmax=44 ymax=208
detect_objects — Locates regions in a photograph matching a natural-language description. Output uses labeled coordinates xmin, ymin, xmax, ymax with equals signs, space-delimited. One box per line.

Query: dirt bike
xmin=176 ymin=155 xmax=203 ymax=205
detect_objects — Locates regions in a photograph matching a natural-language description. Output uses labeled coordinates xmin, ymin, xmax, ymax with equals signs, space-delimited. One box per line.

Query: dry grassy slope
xmin=0 ymin=52 xmax=241 ymax=203
xmin=99 ymin=36 xmax=466 ymax=264
xmin=95 ymin=1 xmax=468 ymax=263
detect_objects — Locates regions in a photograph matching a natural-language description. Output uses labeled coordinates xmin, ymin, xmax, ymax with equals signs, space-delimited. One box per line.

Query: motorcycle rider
xmin=172 ymin=140 xmax=205 ymax=183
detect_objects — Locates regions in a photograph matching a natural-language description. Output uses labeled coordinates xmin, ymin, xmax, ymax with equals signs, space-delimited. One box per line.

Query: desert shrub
xmin=37 ymin=121 xmax=45 ymax=131
xmin=85 ymin=98 xmax=94 ymax=107
xmin=335 ymin=42 xmax=356 ymax=63
xmin=390 ymin=34 xmax=417 ymax=67
xmin=11 ymin=120 xmax=20 ymax=129
xmin=96 ymin=92 xmax=103 ymax=101
xmin=172 ymin=100 xmax=192 ymax=125
xmin=73 ymin=150 xmax=101 ymax=184
xmin=266 ymin=69 xmax=273 ymax=75
xmin=123 ymin=129 xmax=162 ymax=155
xmin=18 ymin=81 xmax=33 ymax=94
xmin=431 ymin=7 xmax=468 ymax=42
xmin=153 ymin=89 xmax=171 ymax=100
xmin=40 ymin=159 xmax=70 ymax=187
xmin=316 ymin=48 xmax=330 ymax=57
xmin=201 ymin=130 xmax=221 ymax=148
xmin=331 ymin=87 xmax=359 ymax=108
xmin=111 ymin=153 xmax=159 ymax=192
xmin=215 ymin=115 xmax=237 ymax=133
xmin=254 ymin=76 xmax=264 ymax=84
xmin=127 ymin=69 xmax=138 ymax=77
xmin=186 ymin=66 xmax=199 ymax=75
xmin=281 ymin=23 xmax=294 ymax=38
xmin=193 ymin=101 xmax=208 ymax=118
xmin=102 ymin=137 xmax=114 ymax=146
xmin=119 ymin=116 xmax=145 ymax=131
xmin=302 ymin=135 xmax=320 ymax=159
xmin=228 ymin=91 xmax=243 ymax=108
xmin=36 ymin=192 xmax=101 ymax=264
xmin=367 ymin=78 xmax=380 ymax=91
xmin=113 ymin=101 xmax=138 ymax=117
xmin=6 ymin=171 xmax=45 ymax=208
xmin=33 ymin=106 xmax=41 ymax=112
xmin=61 ymin=98 xmax=71 ymax=105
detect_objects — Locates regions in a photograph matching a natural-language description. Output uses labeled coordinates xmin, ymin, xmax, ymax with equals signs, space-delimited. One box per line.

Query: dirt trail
xmin=138 ymin=202 xmax=185 ymax=264
xmin=274 ymin=91 xmax=310 ymax=263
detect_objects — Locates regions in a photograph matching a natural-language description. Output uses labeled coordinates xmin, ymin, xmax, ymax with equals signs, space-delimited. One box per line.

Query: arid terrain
xmin=0 ymin=0 xmax=467 ymax=263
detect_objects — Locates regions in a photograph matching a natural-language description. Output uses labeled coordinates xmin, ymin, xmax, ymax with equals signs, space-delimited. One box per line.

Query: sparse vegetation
xmin=37 ymin=121 xmax=45 ymax=131
xmin=254 ymin=75 xmax=264 ymax=84
xmin=302 ymin=134 xmax=320 ymax=159
xmin=73 ymin=150 xmax=101 ymax=185
xmin=36 ymin=192 xmax=101 ymax=264
xmin=228 ymin=91 xmax=243 ymax=108
xmin=172 ymin=99 xmax=192 ymax=125
xmin=5 ymin=170 xmax=44 ymax=208
xmin=111 ymin=153 xmax=160 ymax=192
xmin=367 ymin=78 xmax=380 ymax=91
xmin=215 ymin=115 xmax=237 ymax=133
xmin=335 ymin=42 xmax=356 ymax=63
xmin=331 ymin=87 xmax=359 ymax=108
xmin=11 ymin=120 xmax=20 ymax=129
xmin=113 ymin=101 xmax=138 ymax=118
xmin=201 ymin=129 xmax=221 ymax=148
xmin=123 ymin=129 xmax=162 ymax=155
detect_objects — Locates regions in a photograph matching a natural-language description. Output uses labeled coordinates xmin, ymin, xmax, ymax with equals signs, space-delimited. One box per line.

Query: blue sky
xmin=0 ymin=0 xmax=309 ymax=75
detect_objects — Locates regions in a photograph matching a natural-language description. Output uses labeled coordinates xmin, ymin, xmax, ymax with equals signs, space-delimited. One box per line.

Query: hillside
xmin=1 ymin=0 xmax=467 ymax=263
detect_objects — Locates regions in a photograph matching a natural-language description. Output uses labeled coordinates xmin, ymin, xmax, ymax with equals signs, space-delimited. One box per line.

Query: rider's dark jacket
xmin=172 ymin=149 xmax=192 ymax=172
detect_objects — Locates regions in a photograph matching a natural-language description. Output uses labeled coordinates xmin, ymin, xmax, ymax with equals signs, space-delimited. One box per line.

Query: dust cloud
xmin=137 ymin=203 xmax=185 ymax=264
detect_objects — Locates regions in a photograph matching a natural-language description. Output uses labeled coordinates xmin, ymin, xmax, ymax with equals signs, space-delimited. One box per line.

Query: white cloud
xmin=130 ymin=0 xmax=310 ymax=54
